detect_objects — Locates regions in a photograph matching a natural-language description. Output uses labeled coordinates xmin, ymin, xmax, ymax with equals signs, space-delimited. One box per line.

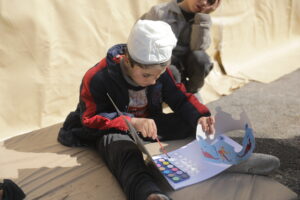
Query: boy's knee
xmin=98 ymin=133 xmax=132 ymax=150
xmin=188 ymin=50 xmax=213 ymax=73
xmin=184 ymin=50 xmax=214 ymax=92
xmin=111 ymin=142 xmax=142 ymax=164
xmin=98 ymin=135 xmax=141 ymax=161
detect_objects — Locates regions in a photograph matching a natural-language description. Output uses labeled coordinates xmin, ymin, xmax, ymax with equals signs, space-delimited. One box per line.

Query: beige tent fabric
xmin=0 ymin=0 xmax=167 ymax=139
xmin=201 ymin=0 xmax=300 ymax=102
xmin=0 ymin=124 xmax=297 ymax=200
xmin=217 ymin=0 xmax=300 ymax=82
xmin=0 ymin=0 xmax=300 ymax=139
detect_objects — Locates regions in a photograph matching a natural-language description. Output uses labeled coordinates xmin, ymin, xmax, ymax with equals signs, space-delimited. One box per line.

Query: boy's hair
xmin=125 ymin=47 xmax=170 ymax=69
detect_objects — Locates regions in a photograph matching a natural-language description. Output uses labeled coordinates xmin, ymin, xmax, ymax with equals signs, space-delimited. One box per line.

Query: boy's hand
xmin=131 ymin=118 xmax=157 ymax=139
xmin=198 ymin=116 xmax=215 ymax=135
xmin=199 ymin=0 xmax=222 ymax=14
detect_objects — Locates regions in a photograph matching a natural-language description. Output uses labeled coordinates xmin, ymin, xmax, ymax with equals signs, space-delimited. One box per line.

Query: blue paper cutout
xmin=197 ymin=124 xmax=255 ymax=165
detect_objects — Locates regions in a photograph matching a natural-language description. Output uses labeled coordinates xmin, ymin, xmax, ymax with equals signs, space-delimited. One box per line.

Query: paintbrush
xmin=106 ymin=93 xmax=170 ymax=159
xmin=156 ymin=137 xmax=171 ymax=158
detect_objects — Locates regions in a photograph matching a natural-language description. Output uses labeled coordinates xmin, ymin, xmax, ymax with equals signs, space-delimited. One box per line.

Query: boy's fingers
xmin=206 ymin=117 xmax=215 ymax=134
xmin=198 ymin=117 xmax=216 ymax=135
xmin=141 ymin=129 xmax=147 ymax=138
xmin=208 ymin=124 xmax=215 ymax=135
xmin=211 ymin=126 xmax=215 ymax=134
xmin=209 ymin=116 xmax=215 ymax=125
xmin=215 ymin=0 xmax=222 ymax=8
xmin=145 ymin=120 xmax=152 ymax=138
xmin=153 ymin=120 xmax=157 ymax=135
xmin=151 ymin=121 xmax=157 ymax=139
xmin=144 ymin=119 xmax=157 ymax=139
xmin=201 ymin=120 xmax=208 ymax=132
xmin=146 ymin=124 xmax=152 ymax=138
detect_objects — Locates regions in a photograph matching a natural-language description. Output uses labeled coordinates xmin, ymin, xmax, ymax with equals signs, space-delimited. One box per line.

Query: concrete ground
xmin=206 ymin=69 xmax=300 ymax=195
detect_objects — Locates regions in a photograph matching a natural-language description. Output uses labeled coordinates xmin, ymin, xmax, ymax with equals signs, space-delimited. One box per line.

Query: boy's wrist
xmin=194 ymin=13 xmax=211 ymax=24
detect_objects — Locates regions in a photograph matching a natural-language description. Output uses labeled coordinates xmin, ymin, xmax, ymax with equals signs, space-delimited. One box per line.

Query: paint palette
xmin=154 ymin=158 xmax=190 ymax=183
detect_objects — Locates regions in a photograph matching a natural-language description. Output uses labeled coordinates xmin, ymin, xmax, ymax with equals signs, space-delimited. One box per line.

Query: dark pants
xmin=58 ymin=112 xmax=195 ymax=200
xmin=95 ymin=113 xmax=194 ymax=200
xmin=97 ymin=133 xmax=159 ymax=200
xmin=172 ymin=50 xmax=213 ymax=93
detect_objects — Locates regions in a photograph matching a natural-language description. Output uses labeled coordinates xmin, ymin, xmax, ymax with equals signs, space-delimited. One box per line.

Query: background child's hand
xmin=198 ymin=116 xmax=215 ymax=135
xmin=198 ymin=0 xmax=222 ymax=14
xmin=131 ymin=118 xmax=158 ymax=139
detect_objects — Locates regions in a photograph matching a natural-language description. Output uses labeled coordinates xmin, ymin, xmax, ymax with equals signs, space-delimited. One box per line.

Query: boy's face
xmin=128 ymin=63 xmax=167 ymax=87
xmin=183 ymin=0 xmax=209 ymax=13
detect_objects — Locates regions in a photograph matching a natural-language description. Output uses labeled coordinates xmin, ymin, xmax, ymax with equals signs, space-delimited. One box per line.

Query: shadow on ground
xmin=232 ymin=135 xmax=300 ymax=195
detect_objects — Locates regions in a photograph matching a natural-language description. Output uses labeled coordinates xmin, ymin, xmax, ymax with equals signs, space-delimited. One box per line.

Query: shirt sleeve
xmin=79 ymin=60 xmax=130 ymax=132
xmin=140 ymin=6 xmax=160 ymax=20
xmin=162 ymin=68 xmax=211 ymax=127
xmin=190 ymin=13 xmax=212 ymax=51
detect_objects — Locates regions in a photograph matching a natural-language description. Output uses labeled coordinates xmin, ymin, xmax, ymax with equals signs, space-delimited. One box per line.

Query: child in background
xmin=141 ymin=0 xmax=222 ymax=96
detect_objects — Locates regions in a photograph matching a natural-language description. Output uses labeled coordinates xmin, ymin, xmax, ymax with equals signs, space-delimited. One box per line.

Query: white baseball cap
xmin=127 ymin=20 xmax=177 ymax=65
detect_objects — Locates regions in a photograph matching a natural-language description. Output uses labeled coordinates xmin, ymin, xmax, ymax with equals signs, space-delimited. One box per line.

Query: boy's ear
xmin=123 ymin=53 xmax=130 ymax=64
xmin=125 ymin=55 xmax=136 ymax=69
xmin=124 ymin=56 xmax=129 ymax=63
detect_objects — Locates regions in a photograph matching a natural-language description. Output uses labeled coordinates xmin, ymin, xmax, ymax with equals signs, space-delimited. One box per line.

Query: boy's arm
xmin=162 ymin=69 xmax=211 ymax=127
xmin=198 ymin=116 xmax=215 ymax=135
xmin=78 ymin=61 xmax=130 ymax=132
xmin=140 ymin=5 xmax=160 ymax=21
xmin=190 ymin=0 xmax=222 ymax=51
xmin=190 ymin=13 xmax=212 ymax=51
xmin=79 ymin=103 xmax=131 ymax=132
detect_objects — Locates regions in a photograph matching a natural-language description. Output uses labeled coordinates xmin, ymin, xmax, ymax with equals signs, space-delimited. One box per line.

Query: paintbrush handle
xmin=156 ymin=137 xmax=170 ymax=158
